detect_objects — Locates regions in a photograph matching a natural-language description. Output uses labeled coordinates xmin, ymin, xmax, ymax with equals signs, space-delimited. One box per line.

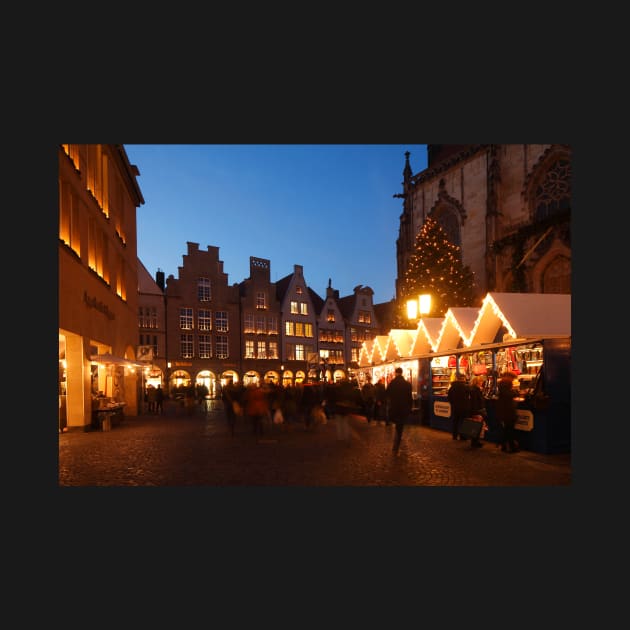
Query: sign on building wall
xmin=137 ymin=345 xmax=154 ymax=361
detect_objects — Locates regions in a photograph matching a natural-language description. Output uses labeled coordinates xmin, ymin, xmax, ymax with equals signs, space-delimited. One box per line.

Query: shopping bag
xmin=459 ymin=417 xmax=483 ymax=439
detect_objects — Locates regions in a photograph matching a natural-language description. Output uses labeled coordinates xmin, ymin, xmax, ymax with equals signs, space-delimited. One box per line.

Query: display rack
xmin=431 ymin=367 xmax=452 ymax=396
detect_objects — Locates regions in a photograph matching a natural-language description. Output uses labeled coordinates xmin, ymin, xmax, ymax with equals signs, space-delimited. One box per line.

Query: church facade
xmin=394 ymin=144 xmax=571 ymax=304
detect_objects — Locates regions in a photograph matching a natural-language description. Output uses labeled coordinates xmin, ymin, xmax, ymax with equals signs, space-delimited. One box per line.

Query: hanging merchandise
xmin=507 ymin=347 xmax=521 ymax=375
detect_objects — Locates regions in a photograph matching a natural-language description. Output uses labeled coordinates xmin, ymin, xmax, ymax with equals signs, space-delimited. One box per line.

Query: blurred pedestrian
xmin=244 ymin=384 xmax=269 ymax=439
xmin=373 ymin=377 xmax=387 ymax=424
xmin=221 ymin=381 xmax=239 ymax=436
xmin=155 ymin=384 xmax=164 ymax=415
xmin=385 ymin=367 xmax=413 ymax=455
xmin=184 ymin=385 xmax=196 ymax=415
xmin=146 ymin=384 xmax=157 ymax=414
xmin=361 ymin=375 xmax=376 ymax=424
xmin=328 ymin=378 xmax=362 ymax=445
xmin=447 ymin=373 xmax=470 ymax=441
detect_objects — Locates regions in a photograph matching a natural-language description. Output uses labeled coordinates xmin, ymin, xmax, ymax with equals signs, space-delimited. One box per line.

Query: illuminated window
xmin=327 ymin=310 xmax=335 ymax=322
xmin=268 ymin=316 xmax=278 ymax=335
xmin=138 ymin=307 xmax=158 ymax=329
xmin=59 ymin=181 xmax=81 ymax=256
xmin=245 ymin=340 xmax=255 ymax=358
xmin=216 ymin=335 xmax=229 ymax=359
xmin=304 ymin=323 xmax=313 ymax=338
xmin=256 ymin=292 xmax=267 ymax=309
xmin=295 ymin=322 xmax=304 ymax=337
xmin=257 ymin=341 xmax=267 ymax=358
xmin=358 ymin=311 xmax=371 ymax=324
xmin=290 ymin=301 xmax=298 ymax=314
xmin=268 ymin=341 xmax=278 ymax=359
xmin=180 ymin=334 xmax=194 ymax=358
xmin=256 ymin=315 xmax=266 ymax=334
xmin=295 ymin=344 xmax=305 ymax=361
xmin=180 ymin=308 xmax=193 ymax=329
xmin=244 ymin=313 xmax=255 ymax=333
xmin=198 ymin=309 xmax=212 ymax=331
xmin=198 ymin=335 xmax=211 ymax=358
xmin=215 ymin=311 xmax=228 ymax=332
xmin=285 ymin=321 xmax=295 ymax=336
xmin=198 ymin=277 xmax=211 ymax=302
xmin=300 ymin=302 xmax=308 ymax=315
xmin=296 ymin=286 xmax=303 ymax=295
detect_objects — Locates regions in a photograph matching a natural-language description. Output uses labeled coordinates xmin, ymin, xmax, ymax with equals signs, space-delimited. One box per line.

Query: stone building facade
xmin=59 ymin=144 xmax=144 ymax=431
xmin=163 ymin=242 xmax=241 ymax=397
xmin=395 ymin=144 xmax=571 ymax=305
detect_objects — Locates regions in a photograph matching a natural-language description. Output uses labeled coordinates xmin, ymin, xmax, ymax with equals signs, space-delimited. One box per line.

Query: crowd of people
xmin=447 ymin=371 xmax=520 ymax=453
xmin=144 ymin=369 xmax=522 ymax=455
xmin=219 ymin=372 xmax=414 ymax=454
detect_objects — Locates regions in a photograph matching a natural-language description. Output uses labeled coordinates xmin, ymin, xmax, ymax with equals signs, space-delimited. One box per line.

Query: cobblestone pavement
xmin=58 ymin=400 xmax=572 ymax=487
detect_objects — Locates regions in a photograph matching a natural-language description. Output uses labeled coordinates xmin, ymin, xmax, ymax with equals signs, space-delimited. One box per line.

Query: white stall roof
xmin=358 ymin=339 xmax=375 ymax=367
xmin=372 ymin=335 xmax=393 ymax=363
xmin=469 ymin=292 xmax=571 ymax=345
xmin=389 ymin=329 xmax=416 ymax=357
xmin=435 ymin=307 xmax=481 ymax=351
xmin=417 ymin=317 xmax=445 ymax=352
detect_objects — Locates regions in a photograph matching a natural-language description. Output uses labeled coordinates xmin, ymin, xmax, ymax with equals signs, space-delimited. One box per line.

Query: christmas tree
xmin=398 ymin=216 xmax=475 ymax=319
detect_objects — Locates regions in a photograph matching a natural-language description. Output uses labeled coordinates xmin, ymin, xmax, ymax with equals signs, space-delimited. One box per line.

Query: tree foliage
xmin=396 ymin=216 xmax=475 ymax=321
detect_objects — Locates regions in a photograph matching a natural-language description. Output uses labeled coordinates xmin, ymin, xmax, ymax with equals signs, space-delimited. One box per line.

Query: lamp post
xmin=407 ymin=293 xmax=432 ymax=321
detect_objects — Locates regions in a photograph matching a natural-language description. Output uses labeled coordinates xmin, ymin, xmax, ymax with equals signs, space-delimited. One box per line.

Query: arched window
xmin=437 ymin=209 xmax=462 ymax=247
xmin=533 ymin=159 xmax=571 ymax=222
xmin=542 ymin=256 xmax=571 ymax=293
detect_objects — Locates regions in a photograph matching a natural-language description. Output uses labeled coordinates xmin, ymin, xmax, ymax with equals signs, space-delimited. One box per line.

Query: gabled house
xmin=238 ymin=256 xmax=282 ymax=385
xmin=275 ymin=264 xmax=318 ymax=384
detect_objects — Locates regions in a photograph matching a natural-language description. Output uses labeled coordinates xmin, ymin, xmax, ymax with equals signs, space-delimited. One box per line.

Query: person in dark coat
xmin=385 ymin=367 xmax=413 ymax=455
xmin=361 ymin=376 xmax=376 ymax=423
xmin=447 ymin=373 xmax=471 ymax=441
xmin=155 ymin=384 xmax=164 ymax=415
xmin=496 ymin=373 xmax=520 ymax=453
xmin=373 ymin=377 xmax=387 ymax=424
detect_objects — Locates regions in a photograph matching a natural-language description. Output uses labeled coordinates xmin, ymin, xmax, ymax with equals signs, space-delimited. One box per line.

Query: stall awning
xmin=90 ymin=353 xmax=145 ymax=368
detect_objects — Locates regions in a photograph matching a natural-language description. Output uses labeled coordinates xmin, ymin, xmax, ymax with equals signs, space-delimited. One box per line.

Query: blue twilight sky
xmin=124 ymin=144 xmax=428 ymax=305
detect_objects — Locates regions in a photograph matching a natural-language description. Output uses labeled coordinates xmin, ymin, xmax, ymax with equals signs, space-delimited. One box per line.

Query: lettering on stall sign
xmin=434 ymin=401 xmax=451 ymax=418
xmin=515 ymin=409 xmax=534 ymax=432
xmin=83 ymin=292 xmax=115 ymax=320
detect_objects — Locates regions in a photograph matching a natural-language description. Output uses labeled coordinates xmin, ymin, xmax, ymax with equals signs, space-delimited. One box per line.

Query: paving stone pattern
xmin=58 ymin=400 xmax=571 ymax=487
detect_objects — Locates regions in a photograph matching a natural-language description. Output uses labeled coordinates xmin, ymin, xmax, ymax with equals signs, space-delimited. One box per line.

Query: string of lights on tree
xmin=398 ymin=216 xmax=475 ymax=320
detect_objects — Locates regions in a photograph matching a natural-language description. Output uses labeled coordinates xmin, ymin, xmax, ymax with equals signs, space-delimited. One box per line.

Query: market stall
xmin=358 ymin=292 xmax=571 ymax=454
xmin=427 ymin=293 xmax=571 ymax=453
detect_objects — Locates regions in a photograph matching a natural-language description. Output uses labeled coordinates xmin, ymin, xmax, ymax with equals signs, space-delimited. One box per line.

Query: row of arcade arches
xmin=145 ymin=366 xmax=350 ymax=398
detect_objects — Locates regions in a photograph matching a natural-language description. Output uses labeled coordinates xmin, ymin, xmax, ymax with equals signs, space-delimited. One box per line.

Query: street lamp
xmin=419 ymin=294 xmax=431 ymax=316
xmin=406 ymin=293 xmax=432 ymax=321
